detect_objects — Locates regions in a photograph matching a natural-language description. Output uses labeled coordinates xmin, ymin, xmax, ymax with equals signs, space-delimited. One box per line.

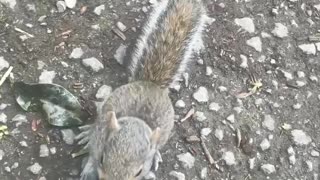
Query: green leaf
xmin=13 ymin=82 xmax=88 ymax=127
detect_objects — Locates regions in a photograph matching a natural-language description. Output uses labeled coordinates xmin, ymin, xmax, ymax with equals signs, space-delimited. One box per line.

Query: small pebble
xmin=61 ymin=129 xmax=75 ymax=145
xmin=69 ymin=47 xmax=83 ymax=59
xmin=194 ymin=111 xmax=207 ymax=121
xmin=280 ymin=70 xmax=293 ymax=80
xmin=310 ymin=150 xmax=320 ymax=157
xmin=292 ymin=103 xmax=302 ymax=110
xmin=209 ymin=102 xmax=221 ymax=111
xmin=0 ymin=149 xmax=4 ymax=161
xmin=27 ymin=163 xmax=42 ymax=175
xmin=175 ymin=100 xmax=186 ymax=108
xmin=214 ymin=129 xmax=224 ymax=141
xmin=56 ymin=1 xmax=67 ymax=12
xmin=305 ymin=160 xmax=313 ymax=172
xmin=249 ymin=158 xmax=255 ymax=170
xmin=298 ymin=44 xmax=316 ymax=55
xmin=297 ymin=71 xmax=305 ymax=78
xmin=82 ymin=57 xmax=104 ymax=72
xmin=0 ymin=113 xmax=7 ymax=123
xmin=240 ymin=54 xmax=248 ymax=68
xmin=39 ymin=144 xmax=49 ymax=157
xmin=11 ymin=162 xmax=19 ymax=169
xmin=260 ymin=139 xmax=270 ymax=151
xmin=218 ymin=86 xmax=227 ymax=92
xmin=4 ymin=166 xmax=10 ymax=172
xmin=177 ymin=152 xmax=195 ymax=169
xmin=262 ymin=115 xmax=275 ymax=131
xmin=96 ymin=85 xmax=112 ymax=100
xmin=197 ymin=59 xmax=204 ymax=65
xmin=50 ymin=147 xmax=57 ymax=155
xmin=116 ymin=21 xmax=127 ymax=32
xmin=309 ymin=75 xmax=318 ymax=82
xmin=261 ymin=164 xmax=276 ymax=175
xmin=37 ymin=61 xmax=45 ymax=70
xmin=291 ymin=129 xmax=312 ymax=146
xmin=206 ymin=66 xmax=213 ymax=76
xmin=246 ymin=36 xmax=262 ymax=52
xmin=201 ymin=128 xmax=212 ymax=137
xmin=114 ymin=44 xmax=127 ymax=65
xmin=296 ymin=81 xmax=306 ymax=87
xmin=39 ymin=70 xmax=56 ymax=83
xmin=65 ymin=0 xmax=76 ymax=9
xmin=222 ymin=151 xmax=236 ymax=166
xmin=271 ymin=23 xmax=288 ymax=38
xmin=94 ymin=5 xmax=105 ymax=15
xmin=0 ymin=56 xmax=9 ymax=71
xmin=289 ymin=155 xmax=296 ymax=165
xmin=234 ymin=17 xmax=255 ymax=33
xmin=226 ymin=114 xmax=235 ymax=123
xmin=200 ymin=168 xmax=207 ymax=179
xmin=193 ymin=87 xmax=209 ymax=103
xmin=169 ymin=171 xmax=185 ymax=180
xmin=19 ymin=141 xmax=28 ymax=147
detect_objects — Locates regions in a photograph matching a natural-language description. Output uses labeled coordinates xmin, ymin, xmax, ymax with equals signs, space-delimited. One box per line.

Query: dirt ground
xmin=0 ymin=0 xmax=320 ymax=179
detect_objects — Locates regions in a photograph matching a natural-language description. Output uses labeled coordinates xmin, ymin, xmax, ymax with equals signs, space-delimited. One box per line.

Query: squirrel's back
xmin=127 ymin=0 xmax=207 ymax=87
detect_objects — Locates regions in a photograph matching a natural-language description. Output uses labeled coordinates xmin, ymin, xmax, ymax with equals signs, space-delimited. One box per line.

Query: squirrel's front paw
xmin=75 ymin=124 xmax=93 ymax=149
xmin=152 ymin=151 xmax=163 ymax=171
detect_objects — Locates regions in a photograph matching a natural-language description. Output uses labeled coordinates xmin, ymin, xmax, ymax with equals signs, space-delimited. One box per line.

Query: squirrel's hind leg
xmin=75 ymin=124 xmax=93 ymax=147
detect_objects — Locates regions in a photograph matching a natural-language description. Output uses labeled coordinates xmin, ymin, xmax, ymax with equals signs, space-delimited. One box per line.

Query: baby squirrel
xmin=76 ymin=0 xmax=207 ymax=179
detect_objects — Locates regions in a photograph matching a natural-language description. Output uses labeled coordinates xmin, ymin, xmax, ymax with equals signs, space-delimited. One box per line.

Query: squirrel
xmin=75 ymin=0 xmax=207 ymax=179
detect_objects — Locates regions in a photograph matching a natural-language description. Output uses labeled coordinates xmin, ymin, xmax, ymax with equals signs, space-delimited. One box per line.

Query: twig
xmin=14 ymin=27 xmax=34 ymax=38
xmin=200 ymin=136 xmax=215 ymax=164
xmin=0 ymin=66 xmax=13 ymax=88
xmin=180 ymin=107 xmax=195 ymax=122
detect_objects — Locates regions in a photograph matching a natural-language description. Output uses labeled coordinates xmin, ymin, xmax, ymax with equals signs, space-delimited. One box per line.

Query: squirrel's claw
xmin=152 ymin=151 xmax=163 ymax=171
xmin=75 ymin=125 xmax=93 ymax=145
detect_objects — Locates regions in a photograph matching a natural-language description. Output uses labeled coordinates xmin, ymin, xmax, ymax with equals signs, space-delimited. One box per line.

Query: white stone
xmin=262 ymin=115 xmax=275 ymax=131
xmin=293 ymin=103 xmax=302 ymax=110
xmin=0 ymin=113 xmax=7 ymax=123
xmin=201 ymin=128 xmax=212 ymax=137
xmin=37 ymin=61 xmax=45 ymax=70
xmin=234 ymin=17 xmax=255 ymax=33
xmin=50 ymin=147 xmax=56 ymax=155
xmin=305 ymin=160 xmax=313 ymax=172
xmin=114 ymin=44 xmax=127 ymax=65
xmin=193 ymin=87 xmax=209 ymax=103
xmin=0 ymin=103 xmax=9 ymax=110
xmin=94 ymin=5 xmax=105 ymax=15
xmin=0 ymin=56 xmax=9 ymax=71
xmin=255 ymin=98 xmax=263 ymax=105
xmin=0 ymin=149 xmax=4 ymax=161
xmin=61 ymin=129 xmax=75 ymax=145
xmin=39 ymin=70 xmax=56 ymax=83
xmin=240 ymin=54 xmax=248 ymax=68
xmin=296 ymin=81 xmax=306 ymax=87
xmin=260 ymin=139 xmax=270 ymax=151
xmin=200 ymin=168 xmax=207 ymax=179
xmin=287 ymin=146 xmax=295 ymax=155
xmin=291 ymin=129 xmax=312 ymax=146
xmin=315 ymin=4 xmax=320 ymax=11
xmin=218 ymin=86 xmax=227 ymax=92
xmin=12 ymin=114 xmax=27 ymax=123
xmin=39 ymin=144 xmax=49 ymax=157
xmin=261 ymin=32 xmax=272 ymax=38
xmin=214 ymin=129 xmax=224 ymax=141
xmin=310 ymin=75 xmax=318 ymax=82
xmin=271 ymin=23 xmax=288 ymax=38
xmin=69 ymin=47 xmax=83 ymax=59
xmin=246 ymin=37 xmax=262 ymax=52
xmin=0 ymin=0 xmax=16 ymax=9
xmin=169 ymin=171 xmax=185 ymax=180
xmin=82 ymin=57 xmax=104 ymax=72
xmin=222 ymin=151 xmax=236 ymax=166
xmin=116 ymin=21 xmax=127 ymax=32
xmin=65 ymin=0 xmax=76 ymax=9
xmin=175 ymin=100 xmax=186 ymax=108
xmin=177 ymin=152 xmax=195 ymax=169
xmin=206 ymin=66 xmax=213 ymax=76
xmin=297 ymin=71 xmax=305 ymax=78
xmin=316 ymin=43 xmax=320 ymax=52
xmin=289 ymin=155 xmax=296 ymax=165
xmin=96 ymin=85 xmax=112 ymax=100
xmin=280 ymin=70 xmax=293 ymax=80
xmin=298 ymin=44 xmax=316 ymax=55
xmin=261 ymin=164 xmax=276 ymax=174
xmin=209 ymin=102 xmax=221 ymax=111
xmin=19 ymin=141 xmax=28 ymax=147
xmin=226 ymin=114 xmax=235 ymax=123
xmin=27 ymin=163 xmax=42 ymax=175
xmin=311 ymin=150 xmax=320 ymax=157
xmin=56 ymin=1 xmax=66 ymax=12
xmin=249 ymin=158 xmax=255 ymax=170
xmin=194 ymin=111 xmax=207 ymax=121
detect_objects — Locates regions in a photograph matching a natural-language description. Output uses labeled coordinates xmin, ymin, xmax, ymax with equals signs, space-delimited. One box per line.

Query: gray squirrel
xmin=75 ymin=0 xmax=208 ymax=179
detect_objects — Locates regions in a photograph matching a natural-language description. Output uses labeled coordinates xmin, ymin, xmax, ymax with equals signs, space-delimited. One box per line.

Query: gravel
xmin=291 ymin=129 xmax=312 ymax=146
xmin=193 ymin=87 xmax=209 ymax=103
xmin=69 ymin=47 xmax=84 ymax=59
xmin=246 ymin=36 xmax=262 ymax=52
xmin=271 ymin=23 xmax=288 ymax=38
xmin=39 ymin=144 xmax=50 ymax=157
xmin=27 ymin=163 xmax=42 ymax=175
xmin=95 ymin=85 xmax=112 ymax=100
xmin=82 ymin=57 xmax=104 ymax=72
xmin=222 ymin=151 xmax=236 ymax=166
xmin=298 ymin=44 xmax=316 ymax=55
xmin=0 ymin=56 xmax=9 ymax=71
xmin=169 ymin=171 xmax=185 ymax=180
xmin=175 ymin=100 xmax=186 ymax=108
xmin=39 ymin=70 xmax=56 ymax=83
xmin=234 ymin=17 xmax=255 ymax=33
xmin=61 ymin=129 xmax=75 ymax=145
xmin=262 ymin=115 xmax=275 ymax=131
xmin=177 ymin=152 xmax=195 ymax=169
xmin=94 ymin=5 xmax=105 ymax=15
xmin=261 ymin=164 xmax=276 ymax=174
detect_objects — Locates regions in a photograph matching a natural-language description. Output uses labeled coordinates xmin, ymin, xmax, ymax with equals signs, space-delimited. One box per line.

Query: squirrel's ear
xmin=106 ymin=111 xmax=120 ymax=130
xmin=150 ymin=127 xmax=161 ymax=145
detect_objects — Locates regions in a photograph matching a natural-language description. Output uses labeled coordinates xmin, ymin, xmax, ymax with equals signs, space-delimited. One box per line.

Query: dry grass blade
xmin=200 ymin=136 xmax=215 ymax=164
xmin=0 ymin=66 xmax=13 ymax=88
xmin=180 ymin=107 xmax=195 ymax=122
xmin=112 ymin=28 xmax=126 ymax=41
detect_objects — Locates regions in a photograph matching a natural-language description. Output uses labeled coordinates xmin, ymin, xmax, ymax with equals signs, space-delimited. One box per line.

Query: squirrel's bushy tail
xmin=127 ymin=0 xmax=207 ymax=88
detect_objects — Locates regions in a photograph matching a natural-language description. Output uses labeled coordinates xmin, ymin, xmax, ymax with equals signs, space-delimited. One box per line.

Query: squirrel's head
xmin=95 ymin=111 xmax=161 ymax=180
